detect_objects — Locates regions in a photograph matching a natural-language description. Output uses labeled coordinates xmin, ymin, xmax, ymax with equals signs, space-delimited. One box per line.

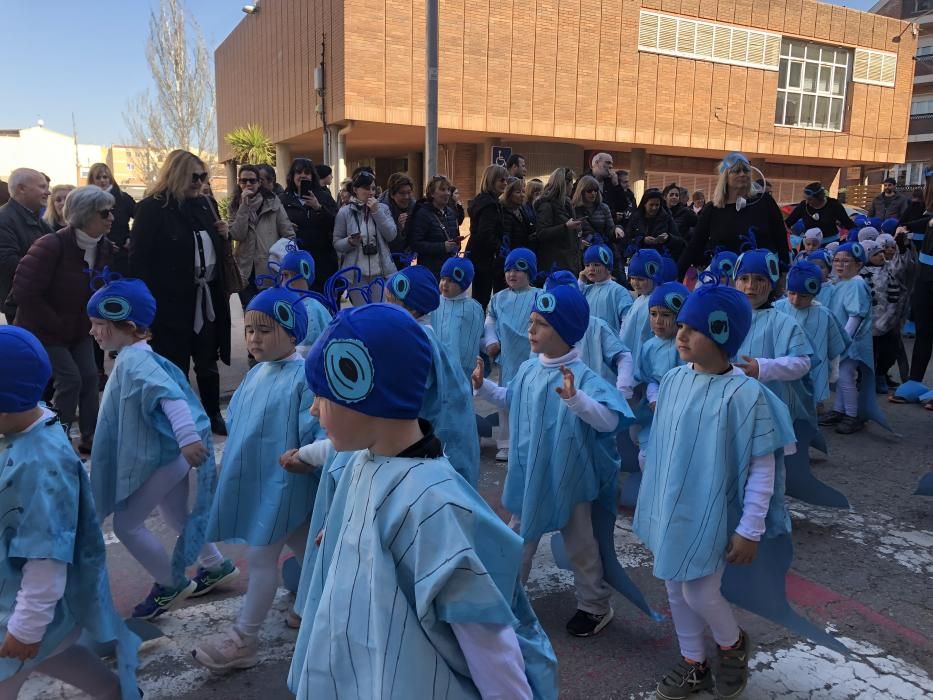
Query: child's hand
xmin=486 ymin=342 xmax=500 ymax=359
xmin=725 ymin=533 xmax=758 ymax=564
xmin=181 ymin=441 xmax=209 ymax=468
xmin=555 ymin=365 xmax=577 ymax=400
xmin=471 ymin=357 xmax=484 ymax=391
xmin=736 ymin=356 xmax=759 ymax=379
xmin=649 ymin=401 xmax=657 ymax=412
xmin=280 ymin=449 xmax=315 ymax=473
xmin=0 ymin=632 xmax=40 ymax=661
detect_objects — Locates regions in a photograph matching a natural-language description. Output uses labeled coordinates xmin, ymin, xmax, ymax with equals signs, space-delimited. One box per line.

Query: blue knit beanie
xmin=245 ymin=287 xmax=309 ymax=343
xmin=734 ymin=249 xmax=781 ymax=287
xmin=710 ymin=250 xmax=738 ymax=279
xmin=660 ymin=255 xmax=679 ymax=283
xmin=0 ymin=326 xmax=52 ymax=413
xmin=544 ymin=270 xmax=578 ymax=290
xmin=387 ymin=265 xmax=440 ymax=315
xmin=880 ymin=218 xmax=899 ymax=234
xmin=628 ymin=249 xmax=663 ymax=281
xmin=504 ymin=247 xmax=537 ymax=281
xmin=86 ymin=277 xmax=157 ymax=329
xmin=305 ymin=304 xmax=432 ymax=420
xmin=787 ymin=261 xmax=823 ymax=295
xmin=836 ymin=241 xmax=866 ymax=264
xmin=676 ymin=279 xmax=752 ymax=359
xmin=280 ymin=248 xmax=316 ymax=286
xmin=648 ymin=282 xmax=689 ymax=314
xmin=583 ymin=244 xmax=614 ymax=269
xmin=440 ymin=256 xmax=475 ymax=290
xmin=533 ymin=284 xmax=589 ymax=346
xmin=807 ymin=250 xmax=833 ymax=270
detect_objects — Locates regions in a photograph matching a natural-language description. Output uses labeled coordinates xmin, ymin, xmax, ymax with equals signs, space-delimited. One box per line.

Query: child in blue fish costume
xmin=0 ymin=327 xmax=140 ymax=699
xmin=807 ymin=249 xmax=837 ymax=307
xmin=385 ymin=264 xmax=481 ymax=487
xmin=634 ymin=280 xmax=799 ymax=699
xmin=484 ymin=248 xmax=540 ymax=462
xmin=474 ymin=284 xmax=637 ymax=638
xmin=431 ymin=256 xmax=484 ymax=378
xmin=620 ymin=248 xmax=663 ymax=357
xmin=193 ymin=287 xmax=325 ymax=673
xmin=289 ymin=303 xmax=558 ymax=700
xmin=87 ymin=275 xmax=233 ymax=620
xmin=580 ymin=244 xmax=634 ymax=334
xmin=707 ymin=250 xmax=738 ymax=285
xmin=271 ymin=244 xmax=333 ymax=357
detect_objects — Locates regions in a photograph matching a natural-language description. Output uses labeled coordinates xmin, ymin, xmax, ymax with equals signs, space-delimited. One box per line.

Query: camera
xmin=362 ymin=242 xmax=379 ymax=256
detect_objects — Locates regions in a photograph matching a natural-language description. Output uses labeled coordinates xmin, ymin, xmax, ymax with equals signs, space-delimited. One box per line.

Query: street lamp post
xmin=425 ymin=0 xmax=438 ymax=180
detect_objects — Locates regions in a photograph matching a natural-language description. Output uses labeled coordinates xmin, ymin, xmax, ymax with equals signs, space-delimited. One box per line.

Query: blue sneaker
xmin=190 ymin=560 xmax=240 ymax=598
xmin=132 ymin=580 xmax=196 ymax=620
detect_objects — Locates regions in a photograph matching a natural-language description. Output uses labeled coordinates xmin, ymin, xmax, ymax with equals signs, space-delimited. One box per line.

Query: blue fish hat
xmin=0 ymin=326 xmax=52 ymax=413
xmin=532 ymin=284 xmax=589 ymax=346
xmin=836 ymin=241 xmax=866 ymax=264
xmin=504 ymin=247 xmax=538 ymax=281
xmin=583 ymin=244 xmax=614 ymax=270
xmin=387 ymin=265 xmax=440 ymax=315
xmin=440 ymin=256 xmax=475 ymax=290
xmin=280 ymin=248 xmax=316 ymax=286
xmin=734 ymin=249 xmax=781 ymax=287
xmin=719 ymin=151 xmax=750 ymax=173
xmin=880 ymin=218 xmax=899 ymax=234
xmin=660 ymin=255 xmax=678 ymax=283
xmin=790 ymin=220 xmax=806 ymax=236
xmin=628 ymin=248 xmax=663 ymax=281
xmin=787 ymin=261 xmax=823 ymax=296
xmin=245 ymin=287 xmax=309 ymax=343
xmin=710 ymin=250 xmax=738 ymax=279
xmin=648 ymin=282 xmax=689 ymax=314
xmin=305 ymin=304 xmax=432 ymax=420
xmin=86 ymin=272 xmax=157 ymax=329
xmin=852 ymin=214 xmax=869 ymax=228
xmin=676 ymin=275 xmax=752 ymax=359
xmin=868 ymin=216 xmax=883 ymax=230
xmin=544 ymin=270 xmax=578 ymax=290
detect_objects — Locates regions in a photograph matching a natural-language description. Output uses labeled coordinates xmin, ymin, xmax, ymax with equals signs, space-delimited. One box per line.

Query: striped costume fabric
xmin=619 ymin=293 xmax=653 ymax=360
xmin=582 ymin=279 xmax=635 ymax=335
xmin=774 ymin=299 xmax=850 ymax=403
xmin=575 ymin=316 xmax=629 ymax=383
xmin=431 ymin=295 xmax=485 ymax=378
xmin=488 ymin=287 xmax=540 ymax=385
xmin=827 ymin=276 xmax=874 ymax=367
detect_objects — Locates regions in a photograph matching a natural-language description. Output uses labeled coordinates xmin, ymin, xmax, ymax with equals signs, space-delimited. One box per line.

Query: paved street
xmin=19 ymin=300 xmax=933 ymax=699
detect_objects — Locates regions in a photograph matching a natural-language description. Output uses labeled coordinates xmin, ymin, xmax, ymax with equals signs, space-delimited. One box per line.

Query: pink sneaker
xmin=191 ymin=627 xmax=259 ymax=673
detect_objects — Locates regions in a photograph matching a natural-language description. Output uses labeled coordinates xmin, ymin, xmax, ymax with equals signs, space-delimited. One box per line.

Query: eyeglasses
xmin=239 ymin=177 xmax=258 ymax=185
xmin=192 ymin=172 xmax=209 ymax=184
xmin=98 ymin=208 xmax=115 ymax=219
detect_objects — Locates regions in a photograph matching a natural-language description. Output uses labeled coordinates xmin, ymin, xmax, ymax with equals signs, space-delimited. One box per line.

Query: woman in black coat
xmin=466 ymin=165 xmax=509 ymax=310
xmin=89 ymin=162 xmax=136 ymax=274
xmin=408 ymin=176 xmax=462 ymax=279
xmin=279 ymin=157 xmax=339 ymax=292
xmin=627 ymin=188 xmax=684 ymax=259
xmin=129 ymin=149 xmax=231 ymax=435
xmin=496 ymin=177 xmax=536 ymax=290
xmin=662 ymin=182 xmax=698 ymax=242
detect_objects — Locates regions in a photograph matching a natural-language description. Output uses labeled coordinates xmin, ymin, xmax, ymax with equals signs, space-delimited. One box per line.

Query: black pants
xmin=873 ymin=329 xmax=898 ymax=378
xmin=151 ymin=320 xmax=221 ymax=415
xmin=909 ymin=277 xmax=933 ymax=382
xmin=472 ymin=264 xmax=494 ymax=312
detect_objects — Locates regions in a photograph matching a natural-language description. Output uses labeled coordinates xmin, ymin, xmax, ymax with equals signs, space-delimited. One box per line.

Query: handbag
xmin=205 ymin=195 xmax=245 ymax=296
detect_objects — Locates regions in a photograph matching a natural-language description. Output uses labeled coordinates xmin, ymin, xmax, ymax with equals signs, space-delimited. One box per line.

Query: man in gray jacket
xmin=868 ymin=177 xmax=908 ymax=221
xmin=0 ymin=168 xmax=52 ymax=322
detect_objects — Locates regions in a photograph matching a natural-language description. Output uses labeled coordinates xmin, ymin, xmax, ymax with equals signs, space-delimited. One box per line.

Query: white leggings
xmin=0 ymin=630 xmax=120 ymax=699
xmin=833 ymin=359 xmax=859 ymax=418
xmin=113 ymin=455 xmax=223 ymax=587
xmin=235 ymin=524 xmax=309 ymax=638
xmin=665 ymin=568 xmax=740 ymax=663
xmin=497 ymin=409 xmax=510 ymax=450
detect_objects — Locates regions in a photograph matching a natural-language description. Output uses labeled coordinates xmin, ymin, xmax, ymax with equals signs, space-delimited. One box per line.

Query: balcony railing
xmin=909 ymin=112 xmax=933 ymax=135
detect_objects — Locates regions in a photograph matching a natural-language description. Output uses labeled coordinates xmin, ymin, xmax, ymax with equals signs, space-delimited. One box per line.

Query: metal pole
xmin=424 ymin=0 xmax=438 ymax=179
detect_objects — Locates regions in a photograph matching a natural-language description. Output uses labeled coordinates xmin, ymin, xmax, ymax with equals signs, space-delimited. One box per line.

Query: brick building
xmin=215 ymin=0 xmax=917 ymax=205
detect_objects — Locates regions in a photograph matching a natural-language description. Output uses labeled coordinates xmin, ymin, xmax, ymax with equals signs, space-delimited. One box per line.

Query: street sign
xmin=491 ymin=146 xmax=512 ymax=167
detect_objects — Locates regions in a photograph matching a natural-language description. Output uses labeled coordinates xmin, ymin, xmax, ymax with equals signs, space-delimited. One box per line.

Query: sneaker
xmin=818 ymin=410 xmax=844 ymax=426
xmin=77 ymin=436 xmax=93 ymax=455
xmin=715 ymin=629 xmax=751 ymax=698
xmin=835 ymin=415 xmax=864 ymax=434
xmin=565 ymin=608 xmax=613 ymax=637
xmin=190 ymin=560 xmax=240 ymax=598
xmin=875 ymin=375 xmax=889 ymax=394
xmin=131 ymin=580 xmax=196 ymax=620
xmin=495 ymin=448 xmax=508 ymax=462
xmin=655 ymin=658 xmax=713 ymax=699
xmin=191 ymin=627 xmax=259 ymax=673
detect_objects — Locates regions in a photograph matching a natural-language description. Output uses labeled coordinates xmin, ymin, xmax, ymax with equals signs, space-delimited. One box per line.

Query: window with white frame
xmin=911 ymin=98 xmax=933 ymax=115
xmin=775 ymin=39 xmax=850 ymax=131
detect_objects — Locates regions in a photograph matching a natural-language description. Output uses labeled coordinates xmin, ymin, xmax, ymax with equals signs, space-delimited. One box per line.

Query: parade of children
xmin=3 ymin=153 xmax=931 ymax=700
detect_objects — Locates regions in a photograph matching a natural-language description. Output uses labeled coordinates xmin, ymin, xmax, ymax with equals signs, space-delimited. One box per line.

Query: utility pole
xmin=424 ymin=0 xmax=438 ymax=180
xmin=72 ymin=113 xmax=80 ymax=184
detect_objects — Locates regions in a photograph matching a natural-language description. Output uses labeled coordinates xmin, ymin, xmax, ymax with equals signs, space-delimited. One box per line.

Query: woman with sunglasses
xmin=130 ymin=150 xmax=231 ymax=435
xmin=10 ymin=186 xmax=115 ymax=453
xmin=678 ymin=152 xmax=790 ymax=279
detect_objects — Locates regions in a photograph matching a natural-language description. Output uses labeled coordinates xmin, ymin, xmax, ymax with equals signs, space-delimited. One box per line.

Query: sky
xmin=2 ymin=0 xmax=880 ymax=148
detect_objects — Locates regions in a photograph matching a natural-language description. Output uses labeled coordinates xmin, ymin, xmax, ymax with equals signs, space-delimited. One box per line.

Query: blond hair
xmin=540 ymin=168 xmax=574 ymax=205
xmin=43 ymin=184 xmax=75 ymax=229
xmin=480 ymin=165 xmax=509 ymax=197
xmin=712 ymin=157 xmax=760 ymax=208
xmin=524 ymin=180 xmax=543 ymax=205
xmin=571 ymin=175 xmax=603 ymax=209
xmin=499 ymin=177 xmax=525 ymax=209
xmin=148 ymin=149 xmax=205 ymax=204
xmin=87 ymin=162 xmax=113 ymax=186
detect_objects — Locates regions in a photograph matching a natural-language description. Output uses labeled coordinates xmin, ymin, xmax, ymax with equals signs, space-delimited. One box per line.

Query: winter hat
xmin=648 ymin=282 xmax=689 ymax=314
xmin=804 ymin=182 xmax=825 ymax=198
xmin=628 ymin=248 xmax=663 ymax=280
xmin=676 ymin=277 xmax=752 ymax=359
xmin=305 ymin=304 xmax=432 ymax=420
xmin=835 ymin=241 xmax=866 ymax=264
xmin=583 ymin=244 xmax=614 ymax=269
xmin=803 ymin=227 xmax=823 ymax=242
xmin=880 ymin=218 xmax=899 ymax=234
xmin=868 ymin=217 xmax=883 ymax=229
xmin=733 ymin=249 xmax=782 ymax=287
xmin=544 ymin=270 xmax=578 ymax=290
xmin=825 ymin=241 xmax=841 ymax=256
xmin=857 ymin=226 xmax=879 ymax=242
xmin=710 ymin=250 xmax=738 ymax=279
xmin=86 ymin=276 xmax=157 ymax=329
xmin=504 ymin=247 xmax=537 ymax=281
xmin=787 ymin=261 xmax=823 ymax=296
xmin=807 ymin=249 xmax=833 ymax=270
xmin=861 ymin=240 xmax=882 ymax=260
xmin=660 ymin=255 xmax=679 ymax=283
xmin=387 ymin=265 xmax=441 ymax=316
xmin=245 ymin=287 xmax=309 ymax=343
xmin=533 ymin=284 xmax=589 ymax=346
xmin=440 ymin=256 xmax=475 ymax=290
xmin=0 ymin=326 xmax=52 ymax=413
xmin=790 ymin=220 xmax=806 ymax=236
xmin=878 ymin=233 xmax=897 ymax=249
xmin=852 ymin=214 xmax=869 ymax=228
xmin=280 ymin=248 xmax=316 ymax=286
